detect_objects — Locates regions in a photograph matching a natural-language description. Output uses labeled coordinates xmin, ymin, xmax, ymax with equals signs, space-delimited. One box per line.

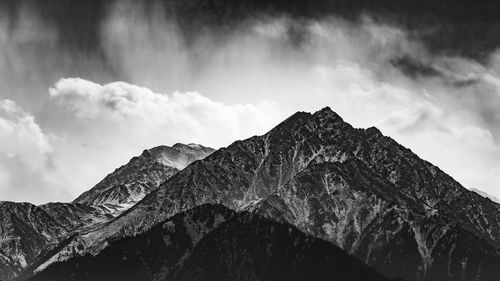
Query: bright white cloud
xmin=0 ymin=99 xmax=71 ymax=202
xmin=49 ymin=78 xmax=282 ymax=146
xmin=42 ymin=78 xmax=283 ymax=201
xmin=0 ymin=99 xmax=51 ymax=155
xmin=0 ymin=78 xmax=283 ymax=203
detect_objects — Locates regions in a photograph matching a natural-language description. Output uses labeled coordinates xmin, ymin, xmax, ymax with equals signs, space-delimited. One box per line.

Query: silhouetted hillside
xmin=28 ymin=204 xmax=396 ymax=281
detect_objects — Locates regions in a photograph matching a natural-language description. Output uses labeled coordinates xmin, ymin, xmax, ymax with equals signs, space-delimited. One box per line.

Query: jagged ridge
xmin=74 ymin=107 xmax=500 ymax=281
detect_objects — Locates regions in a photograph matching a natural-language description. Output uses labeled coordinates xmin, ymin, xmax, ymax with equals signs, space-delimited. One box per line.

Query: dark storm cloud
xmin=3 ymin=0 xmax=500 ymax=59
xmin=391 ymin=56 xmax=443 ymax=79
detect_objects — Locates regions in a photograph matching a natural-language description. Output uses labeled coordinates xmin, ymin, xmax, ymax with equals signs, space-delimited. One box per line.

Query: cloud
xmin=40 ymin=78 xmax=283 ymax=201
xmin=48 ymin=78 xmax=282 ymax=146
xmin=0 ymin=78 xmax=283 ymax=203
xmin=0 ymin=3 xmax=117 ymax=121
xmin=0 ymin=99 xmax=51 ymax=154
xmin=2 ymin=2 xmax=500 ymax=202
xmin=0 ymin=99 xmax=72 ymax=202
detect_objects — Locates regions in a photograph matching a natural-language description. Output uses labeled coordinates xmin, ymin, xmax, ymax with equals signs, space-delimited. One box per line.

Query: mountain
xmin=0 ymin=143 xmax=213 ymax=281
xmin=73 ymin=143 xmax=214 ymax=212
xmin=59 ymin=107 xmax=500 ymax=281
xmin=0 ymin=202 xmax=111 ymax=281
xmin=28 ymin=204 xmax=395 ymax=281
xmin=0 ymin=202 xmax=65 ymax=281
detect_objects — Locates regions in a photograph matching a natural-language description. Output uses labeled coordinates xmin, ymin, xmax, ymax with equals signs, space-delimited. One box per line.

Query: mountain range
xmin=1 ymin=108 xmax=500 ymax=281
xmin=0 ymin=143 xmax=214 ymax=281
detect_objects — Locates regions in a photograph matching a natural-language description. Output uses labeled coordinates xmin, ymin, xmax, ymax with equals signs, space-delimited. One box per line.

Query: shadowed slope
xmin=28 ymin=204 xmax=395 ymax=281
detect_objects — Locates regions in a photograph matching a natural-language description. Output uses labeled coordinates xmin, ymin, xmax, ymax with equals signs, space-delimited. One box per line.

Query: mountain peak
xmin=313 ymin=106 xmax=343 ymax=122
xmin=174 ymin=143 xmax=202 ymax=148
xmin=73 ymin=143 xmax=214 ymax=209
xmin=316 ymin=106 xmax=333 ymax=113
xmin=365 ymin=126 xmax=382 ymax=136
xmin=172 ymin=142 xmax=213 ymax=153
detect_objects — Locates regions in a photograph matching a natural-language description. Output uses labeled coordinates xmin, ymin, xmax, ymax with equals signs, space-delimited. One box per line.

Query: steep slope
xmin=75 ymin=107 xmax=500 ymax=281
xmin=73 ymin=143 xmax=214 ymax=212
xmin=0 ymin=201 xmax=115 ymax=281
xmin=0 ymin=202 xmax=67 ymax=274
xmin=28 ymin=204 xmax=394 ymax=281
xmin=38 ymin=203 xmax=113 ymax=232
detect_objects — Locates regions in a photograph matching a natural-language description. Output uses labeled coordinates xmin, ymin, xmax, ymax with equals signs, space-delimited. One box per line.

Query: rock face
xmin=28 ymin=204 xmax=393 ymax=281
xmin=0 ymin=143 xmax=213 ymax=281
xmin=73 ymin=143 xmax=214 ymax=212
xmin=38 ymin=203 xmax=114 ymax=232
xmin=76 ymin=108 xmax=500 ymax=281
xmin=0 ymin=202 xmax=111 ymax=281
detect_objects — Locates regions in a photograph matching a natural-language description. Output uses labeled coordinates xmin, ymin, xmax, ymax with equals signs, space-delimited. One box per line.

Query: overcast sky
xmin=1 ymin=1 xmax=500 ymax=203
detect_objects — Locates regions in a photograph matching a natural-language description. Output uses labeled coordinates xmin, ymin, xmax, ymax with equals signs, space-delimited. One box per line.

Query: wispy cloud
xmin=1 ymin=2 xmax=500 ymax=202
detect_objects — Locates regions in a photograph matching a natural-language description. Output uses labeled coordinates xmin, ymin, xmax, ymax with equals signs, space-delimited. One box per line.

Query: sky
xmin=1 ymin=0 xmax=500 ymax=203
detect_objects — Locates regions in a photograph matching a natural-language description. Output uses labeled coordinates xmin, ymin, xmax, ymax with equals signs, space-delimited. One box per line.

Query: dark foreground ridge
xmin=27 ymin=204 xmax=397 ymax=281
